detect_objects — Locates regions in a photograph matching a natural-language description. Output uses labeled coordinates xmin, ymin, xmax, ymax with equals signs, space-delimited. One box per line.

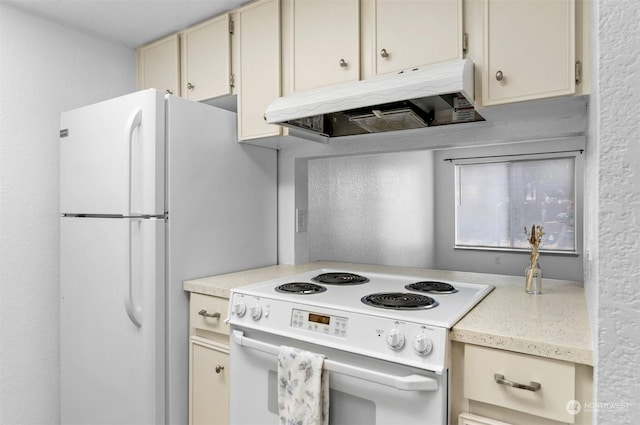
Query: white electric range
xmin=227 ymin=268 xmax=494 ymax=425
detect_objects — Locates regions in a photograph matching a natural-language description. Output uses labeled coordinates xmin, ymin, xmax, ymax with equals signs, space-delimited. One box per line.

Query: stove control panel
xmin=291 ymin=309 xmax=348 ymax=338
xmin=227 ymin=292 xmax=448 ymax=372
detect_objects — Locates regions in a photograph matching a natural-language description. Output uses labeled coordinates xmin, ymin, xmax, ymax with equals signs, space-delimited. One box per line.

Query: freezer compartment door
xmin=60 ymin=216 xmax=165 ymax=424
xmin=60 ymin=89 xmax=165 ymax=216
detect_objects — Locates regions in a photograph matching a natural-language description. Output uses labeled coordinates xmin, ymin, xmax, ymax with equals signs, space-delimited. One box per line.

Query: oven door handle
xmin=231 ymin=330 xmax=439 ymax=392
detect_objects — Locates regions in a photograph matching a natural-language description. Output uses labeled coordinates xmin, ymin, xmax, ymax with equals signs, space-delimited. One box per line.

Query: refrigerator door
xmin=60 ymin=89 xmax=165 ymax=216
xmin=164 ymin=96 xmax=277 ymax=424
xmin=60 ymin=216 xmax=165 ymax=424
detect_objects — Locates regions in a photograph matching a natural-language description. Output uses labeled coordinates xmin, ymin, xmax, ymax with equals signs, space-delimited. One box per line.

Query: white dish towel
xmin=277 ymin=345 xmax=329 ymax=425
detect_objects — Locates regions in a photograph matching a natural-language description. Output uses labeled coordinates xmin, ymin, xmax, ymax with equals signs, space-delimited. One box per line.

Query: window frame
xmin=451 ymin=151 xmax=583 ymax=256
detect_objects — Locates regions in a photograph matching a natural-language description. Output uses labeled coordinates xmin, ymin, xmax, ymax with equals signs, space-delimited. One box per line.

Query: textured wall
xmin=308 ymin=151 xmax=435 ymax=268
xmin=0 ymin=5 xmax=135 ymax=423
xmin=588 ymin=0 xmax=640 ymax=423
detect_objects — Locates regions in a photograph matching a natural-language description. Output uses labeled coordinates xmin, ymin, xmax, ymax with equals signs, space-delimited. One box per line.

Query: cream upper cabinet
xmin=291 ymin=0 xmax=360 ymax=92
xmin=136 ymin=34 xmax=180 ymax=95
xmin=181 ymin=14 xmax=232 ymax=102
xmin=483 ymin=0 xmax=576 ymax=106
xmin=373 ymin=0 xmax=462 ymax=76
xmin=237 ymin=0 xmax=282 ymax=141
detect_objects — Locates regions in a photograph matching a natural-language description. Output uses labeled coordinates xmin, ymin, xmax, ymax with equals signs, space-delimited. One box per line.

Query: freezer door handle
xmin=124 ymin=219 xmax=143 ymax=327
xmin=126 ymin=107 xmax=143 ymax=215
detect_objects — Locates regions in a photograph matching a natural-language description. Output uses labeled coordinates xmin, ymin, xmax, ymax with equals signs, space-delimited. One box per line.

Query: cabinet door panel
xmin=484 ymin=0 xmax=575 ymax=105
xmin=293 ymin=0 xmax=359 ymax=91
xmin=190 ymin=339 xmax=229 ymax=425
xmin=238 ymin=0 xmax=282 ymax=140
xmin=137 ymin=34 xmax=180 ymax=95
xmin=375 ymin=0 xmax=461 ymax=75
xmin=182 ymin=15 xmax=231 ymax=101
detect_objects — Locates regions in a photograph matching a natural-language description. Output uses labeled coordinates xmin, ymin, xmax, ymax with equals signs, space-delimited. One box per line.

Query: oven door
xmin=229 ymin=327 xmax=447 ymax=425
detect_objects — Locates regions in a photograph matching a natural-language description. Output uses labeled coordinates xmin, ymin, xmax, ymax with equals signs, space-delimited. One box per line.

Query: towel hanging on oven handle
xmin=231 ymin=330 xmax=438 ymax=392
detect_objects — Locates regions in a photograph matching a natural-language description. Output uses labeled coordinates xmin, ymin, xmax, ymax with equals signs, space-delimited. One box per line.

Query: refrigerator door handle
xmin=126 ymin=107 xmax=143 ymax=215
xmin=124 ymin=218 xmax=143 ymax=328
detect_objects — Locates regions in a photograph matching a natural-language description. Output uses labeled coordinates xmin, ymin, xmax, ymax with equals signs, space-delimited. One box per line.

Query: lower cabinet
xmin=188 ymin=293 xmax=230 ymax=425
xmin=452 ymin=342 xmax=593 ymax=425
xmin=190 ymin=337 xmax=229 ymax=425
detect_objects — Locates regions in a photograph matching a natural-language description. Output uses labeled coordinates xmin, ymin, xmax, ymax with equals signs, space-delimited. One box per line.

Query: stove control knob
xmin=250 ymin=304 xmax=262 ymax=320
xmin=233 ymin=301 xmax=247 ymax=317
xmin=386 ymin=329 xmax=405 ymax=350
xmin=413 ymin=334 xmax=433 ymax=356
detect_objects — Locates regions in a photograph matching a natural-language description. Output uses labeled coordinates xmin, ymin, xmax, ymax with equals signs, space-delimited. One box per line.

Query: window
xmin=455 ymin=155 xmax=577 ymax=253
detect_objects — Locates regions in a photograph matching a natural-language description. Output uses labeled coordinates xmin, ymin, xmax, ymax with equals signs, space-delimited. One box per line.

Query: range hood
xmin=264 ymin=59 xmax=485 ymax=139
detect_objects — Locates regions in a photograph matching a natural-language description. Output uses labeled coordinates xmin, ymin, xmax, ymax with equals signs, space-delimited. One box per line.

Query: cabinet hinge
xmin=462 ymin=33 xmax=469 ymax=56
xmin=230 ymin=73 xmax=235 ymax=88
xmin=575 ymin=61 xmax=582 ymax=85
xmin=229 ymin=17 xmax=235 ymax=34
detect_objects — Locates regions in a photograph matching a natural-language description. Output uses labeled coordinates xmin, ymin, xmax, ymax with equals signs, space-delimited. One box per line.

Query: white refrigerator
xmin=59 ymin=90 xmax=277 ymax=424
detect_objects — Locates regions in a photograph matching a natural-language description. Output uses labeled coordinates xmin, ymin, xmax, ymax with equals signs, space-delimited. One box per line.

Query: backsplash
xmin=307 ymin=151 xmax=435 ymax=268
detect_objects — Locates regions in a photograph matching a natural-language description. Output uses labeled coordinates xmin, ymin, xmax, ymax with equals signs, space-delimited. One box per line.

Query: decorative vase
xmin=525 ymin=265 xmax=543 ymax=295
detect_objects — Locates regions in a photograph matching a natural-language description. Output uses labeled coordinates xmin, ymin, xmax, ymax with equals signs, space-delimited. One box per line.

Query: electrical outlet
xmin=296 ymin=208 xmax=307 ymax=233
xmin=495 ymin=256 xmax=501 ymax=265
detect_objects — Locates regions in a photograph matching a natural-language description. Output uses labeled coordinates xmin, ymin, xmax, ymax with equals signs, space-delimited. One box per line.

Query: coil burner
xmin=275 ymin=282 xmax=327 ymax=295
xmin=361 ymin=292 xmax=439 ymax=310
xmin=312 ymin=272 xmax=370 ymax=285
xmin=405 ymin=281 xmax=458 ymax=294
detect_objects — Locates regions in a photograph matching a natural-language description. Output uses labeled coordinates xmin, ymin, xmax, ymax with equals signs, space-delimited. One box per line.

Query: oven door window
xmin=268 ymin=370 xmax=376 ymax=424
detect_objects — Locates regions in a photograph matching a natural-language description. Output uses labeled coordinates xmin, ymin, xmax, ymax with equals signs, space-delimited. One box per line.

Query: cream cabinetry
xmin=290 ymin=0 xmax=360 ymax=92
xmin=372 ymin=0 xmax=462 ymax=76
xmin=181 ymin=14 xmax=232 ymax=102
xmin=136 ymin=34 xmax=180 ymax=95
xmin=482 ymin=0 xmax=576 ymax=106
xmin=188 ymin=293 xmax=230 ymax=425
xmin=237 ymin=0 xmax=282 ymax=140
xmin=457 ymin=343 xmax=592 ymax=425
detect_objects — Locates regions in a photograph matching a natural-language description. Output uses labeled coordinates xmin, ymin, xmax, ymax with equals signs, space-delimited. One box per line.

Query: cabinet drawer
xmin=464 ymin=344 xmax=575 ymax=423
xmin=190 ymin=293 xmax=229 ymax=336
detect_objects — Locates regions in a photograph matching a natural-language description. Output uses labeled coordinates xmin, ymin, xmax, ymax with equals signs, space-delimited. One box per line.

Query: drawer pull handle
xmin=494 ymin=373 xmax=541 ymax=392
xmin=215 ymin=365 xmax=224 ymax=374
xmin=198 ymin=309 xmax=221 ymax=319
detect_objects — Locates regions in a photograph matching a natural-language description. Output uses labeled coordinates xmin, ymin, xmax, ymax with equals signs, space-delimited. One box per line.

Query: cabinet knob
xmin=165 ymin=89 xmax=173 ymax=95
xmin=187 ymin=82 xmax=195 ymax=90
xmin=495 ymin=70 xmax=504 ymax=82
xmin=339 ymin=59 xmax=348 ymax=68
xmin=380 ymin=48 xmax=389 ymax=58
xmin=215 ymin=365 xmax=224 ymax=374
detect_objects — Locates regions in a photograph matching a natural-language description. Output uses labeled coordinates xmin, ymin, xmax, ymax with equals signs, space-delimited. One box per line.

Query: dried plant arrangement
xmin=524 ymin=224 xmax=545 ymax=293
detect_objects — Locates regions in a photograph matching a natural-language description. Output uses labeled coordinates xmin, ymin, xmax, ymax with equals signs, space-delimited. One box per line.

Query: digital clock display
xmin=308 ymin=313 xmax=330 ymax=325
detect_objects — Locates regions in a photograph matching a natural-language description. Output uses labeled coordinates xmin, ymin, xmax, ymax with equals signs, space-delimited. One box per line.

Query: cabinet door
xmin=181 ymin=14 xmax=232 ymax=101
xmin=238 ymin=0 xmax=282 ymax=140
xmin=190 ymin=338 xmax=229 ymax=425
xmin=374 ymin=0 xmax=462 ymax=75
xmin=483 ymin=0 xmax=575 ymax=106
xmin=136 ymin=34 xmax=180 ymax=95
xmin=292 ymin=0 xmax=359 ymax=92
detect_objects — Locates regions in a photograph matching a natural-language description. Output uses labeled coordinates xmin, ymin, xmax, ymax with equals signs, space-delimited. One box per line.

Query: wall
xmin=586 ymin=0 xmax=640 ymax=423
xmin=0 ymin=5 xmax=135 ymax=423
xmin=278 ymin=96 xmax=588 ymax=266
xmin=308 ymin=150 xmax=435 ymax=268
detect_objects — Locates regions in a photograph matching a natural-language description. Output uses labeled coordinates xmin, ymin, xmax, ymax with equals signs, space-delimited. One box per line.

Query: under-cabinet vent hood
xmin=264 ymin=59 xmax=485 ymax=139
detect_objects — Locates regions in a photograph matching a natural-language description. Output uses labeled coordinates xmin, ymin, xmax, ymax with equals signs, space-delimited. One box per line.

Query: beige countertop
xmin=183 ymin=261 xmax=592 ymax=366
